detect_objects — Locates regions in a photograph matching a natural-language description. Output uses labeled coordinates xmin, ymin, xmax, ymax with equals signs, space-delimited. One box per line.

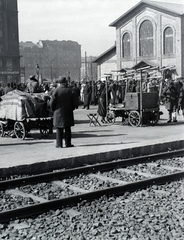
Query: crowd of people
xmin=0 ymin=74 xmax=184 ymax=145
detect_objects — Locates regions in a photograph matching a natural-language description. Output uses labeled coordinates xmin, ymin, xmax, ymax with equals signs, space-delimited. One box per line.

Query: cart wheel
xmin=148 ymin=112 xmax=159 ymax=126
xmin=128 ymin=111 xmax=141 ymax=127
xmin=0 ymin=122 xmax=4 ymax=137
xmin=40 ymin=125 xmax=50 ymax=137
xmin=106 ymin=112 xmax=115 ymax=124
xmin=14 ymin=122 xmax=26 ymax=139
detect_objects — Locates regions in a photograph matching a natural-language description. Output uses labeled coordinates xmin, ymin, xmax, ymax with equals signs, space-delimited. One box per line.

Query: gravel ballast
xmin=0 ymin=180 xmax=183 ymax=240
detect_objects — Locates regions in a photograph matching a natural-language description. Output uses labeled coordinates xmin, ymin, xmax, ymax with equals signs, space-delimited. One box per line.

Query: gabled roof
xmin=131 ymin=60 xmax=157 ymax=70
xmin=110 ymin=0 xmax=184 ymax=27
xmin=93 ymin=45 xmax=116 ymax=64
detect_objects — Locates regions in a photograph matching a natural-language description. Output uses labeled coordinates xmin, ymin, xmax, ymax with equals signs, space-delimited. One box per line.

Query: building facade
xmin=81 ymin=55 xmax=98 ymax=81
xmin=93 ymin=45 xmax=117 ymax=80
xmin=20 ymin=40 xmax=81 ymax=82
xmin=0 ymin=0 xmax=20 ymax=87
xmin=109 ymin=0 xmax=184 ymax=77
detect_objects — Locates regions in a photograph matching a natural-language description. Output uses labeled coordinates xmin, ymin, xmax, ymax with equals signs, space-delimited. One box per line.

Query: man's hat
xmin=30 ymin=75 xmax=36 ymax=80
xmin=58 ymin=76 xmax=67 ymax=84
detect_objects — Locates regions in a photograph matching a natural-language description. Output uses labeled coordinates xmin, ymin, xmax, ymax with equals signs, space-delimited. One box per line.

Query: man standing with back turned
xmin=50 ymin=76 xmax=75 ymax=148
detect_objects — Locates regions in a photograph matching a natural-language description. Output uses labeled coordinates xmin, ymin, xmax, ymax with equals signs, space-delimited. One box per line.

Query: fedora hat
xmin=58 ymin=76 xmax=67 ymax=84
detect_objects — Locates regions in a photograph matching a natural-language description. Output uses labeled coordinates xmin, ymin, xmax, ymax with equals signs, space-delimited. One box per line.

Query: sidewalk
xmin=0 ymin=105 xmax=184 ymax=176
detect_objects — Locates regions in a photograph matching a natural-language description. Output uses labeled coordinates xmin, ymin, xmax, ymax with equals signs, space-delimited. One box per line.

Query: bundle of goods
xmin=0 ymin=90 xmax=52 ymax=121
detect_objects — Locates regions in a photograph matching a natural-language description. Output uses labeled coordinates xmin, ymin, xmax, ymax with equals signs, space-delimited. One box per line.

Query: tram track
xmin=0 ymin=149 xmax=184 ymax=223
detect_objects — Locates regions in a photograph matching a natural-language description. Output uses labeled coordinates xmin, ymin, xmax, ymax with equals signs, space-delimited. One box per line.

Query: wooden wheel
xmin=106 ymin=112 xmax=115 ymax=124
xmin=128 ymin=111 xmax=141 ymax=127
xmin=14 ymin=122 xmax=26 ymax=139
xmin=0 ymin=122 xmax=4 ymax=137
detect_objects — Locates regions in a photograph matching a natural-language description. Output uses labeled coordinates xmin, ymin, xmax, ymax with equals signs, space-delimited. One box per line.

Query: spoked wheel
xmin=0 ymin=122 xmax=4 ymax=137
xmin=14 ymin=122 xmax=26 ymax=139
xmin=106 ymin=112 xmax=116 ymax=124
xmin=128 ymin=111 xmax=141 ymax=127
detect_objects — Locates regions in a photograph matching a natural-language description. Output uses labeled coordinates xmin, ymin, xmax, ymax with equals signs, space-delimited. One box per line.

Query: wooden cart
xmin=107 ymin=92 xmax=160 ymax=126
xmin=0 ymin=117 xmax=53 ymax=140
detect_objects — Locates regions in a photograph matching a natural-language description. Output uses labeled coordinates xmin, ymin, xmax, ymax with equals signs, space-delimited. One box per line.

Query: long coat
xmin=83 ymin=84 xmax=92 ymax=106
xmin=162 ymin=83 xmax=178 ymax=111
xmin=50 ymin=85 xmax=75 ymax=128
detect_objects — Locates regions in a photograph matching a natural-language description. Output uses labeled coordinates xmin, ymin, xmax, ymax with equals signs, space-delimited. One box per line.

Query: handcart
xmin=0 ymin=90 xmax=53 ymax=139
xmin=107 ymin=92 xmax=160 ymax=126
xmin=106 ymin=65 xmax=163 ymax=127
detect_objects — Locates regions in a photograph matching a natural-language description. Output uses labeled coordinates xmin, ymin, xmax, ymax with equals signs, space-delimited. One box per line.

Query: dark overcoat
xmin=162 ymin=83 xmax=178 ymax=111
xmin=50 ymin=85 xmax=75 ymax=128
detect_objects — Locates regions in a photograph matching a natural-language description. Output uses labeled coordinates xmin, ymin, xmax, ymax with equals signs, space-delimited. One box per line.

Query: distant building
xmin=95 ymin=0 xmax=184 ymax=79
xmin=93 ymin=45 xmax=116 ymax=80
xmin=0 ymin=0 xmax=20 ymax=87
xmin=19 ymin=40 xmax=81 ymax=82
xmin=110 ymin=0 xmax=184 ymax=77
xmin=81 ymin=55 xmax=97 ymax=81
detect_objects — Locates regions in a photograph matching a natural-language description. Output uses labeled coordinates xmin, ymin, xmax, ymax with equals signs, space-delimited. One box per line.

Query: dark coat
xmin=50 ymin=84 xmax=75 ymax=128
xmin=83 ymin=84 xmax=92 ymax=106
xmin=162 ymin=83 xmax=178 ymax=111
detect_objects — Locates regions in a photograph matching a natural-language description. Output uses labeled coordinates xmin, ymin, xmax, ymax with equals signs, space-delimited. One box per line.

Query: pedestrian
xmin=97 ymin=82 xmax=107 ymax=123
xmin=27 ymin=75 xmax=39 ymax=93
xmin=70 ymin=81 xmax=80 ymax=109
xmin=4 ymin=83 xmax=13 ymax=94
xmin=80 ymin=80 xmax=86 ymax=105
xmin=83 ymin=81 xmax=92 ymax=109
xmin=162 ymin=79 xmax=178 ymax=123
xmin=50 ymin=76 xmax=75 ymax=148
xmin=177 ymin=81 xmax=184 ymax=116
xmin=0 ymin=83 xmax=4 ymax=96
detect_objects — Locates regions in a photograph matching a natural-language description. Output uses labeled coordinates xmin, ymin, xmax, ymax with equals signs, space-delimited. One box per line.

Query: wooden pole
xmin=140 ymin=70 xmax=143 ymax=126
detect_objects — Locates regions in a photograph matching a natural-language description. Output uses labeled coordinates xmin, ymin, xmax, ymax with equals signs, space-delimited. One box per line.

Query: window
xmin=163 ymin=27 xmax=173 ymax=55
xmin=122 ymin=32 xmax=130 ymax=57
xmin=139 ymin=20 xmax=153 ymax=56
xmin=6 ymin=60 xmax=12 ymax=70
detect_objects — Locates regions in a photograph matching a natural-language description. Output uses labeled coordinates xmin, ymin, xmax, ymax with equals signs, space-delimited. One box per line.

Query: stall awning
xmin=131 ymin=60 xmax=157 ymax=70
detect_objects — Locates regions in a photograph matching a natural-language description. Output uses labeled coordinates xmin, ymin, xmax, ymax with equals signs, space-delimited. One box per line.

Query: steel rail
xmin=0 ymin=171 xmax=183 ymax=223
xmin=0 ymin=149 xmax=184 ymax=191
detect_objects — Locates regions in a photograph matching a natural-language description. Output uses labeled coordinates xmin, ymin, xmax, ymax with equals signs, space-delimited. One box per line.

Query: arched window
xmin=139 ymin=20 xmax=153 ymax=56
xmin=163 ymin=27 xmax=173 ymax=55
xmin=122 ymin=32 xmax=130 ymax=57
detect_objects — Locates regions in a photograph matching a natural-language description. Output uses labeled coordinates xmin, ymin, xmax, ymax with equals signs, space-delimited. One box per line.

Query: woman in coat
xmin=162 ymin=79 xmax=178 ymax=123
xmin=97 ymin=82 xmax=108 ymax=123
xmin=50 ymin=77 xmax=75 ymax=148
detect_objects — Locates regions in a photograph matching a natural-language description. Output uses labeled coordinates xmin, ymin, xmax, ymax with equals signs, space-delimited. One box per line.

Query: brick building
xmin=109 ymin=0 xmax=184 ymax=77
xmin=0 ymin=0 xmax=20 ymax=87
xmin=20 ymin=40 xmax=81 ymax=82
xmin=95 ymin=0 xmax=184 ymax=79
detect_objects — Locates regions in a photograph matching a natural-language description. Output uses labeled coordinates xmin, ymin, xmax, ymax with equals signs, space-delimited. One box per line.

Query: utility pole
xmin=85 ymin=51 xmax=87 ymax=80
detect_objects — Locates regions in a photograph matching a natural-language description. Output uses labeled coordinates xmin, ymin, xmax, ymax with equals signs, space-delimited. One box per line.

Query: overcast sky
xmin=17 ymin=0 xmax=183 ymax=57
